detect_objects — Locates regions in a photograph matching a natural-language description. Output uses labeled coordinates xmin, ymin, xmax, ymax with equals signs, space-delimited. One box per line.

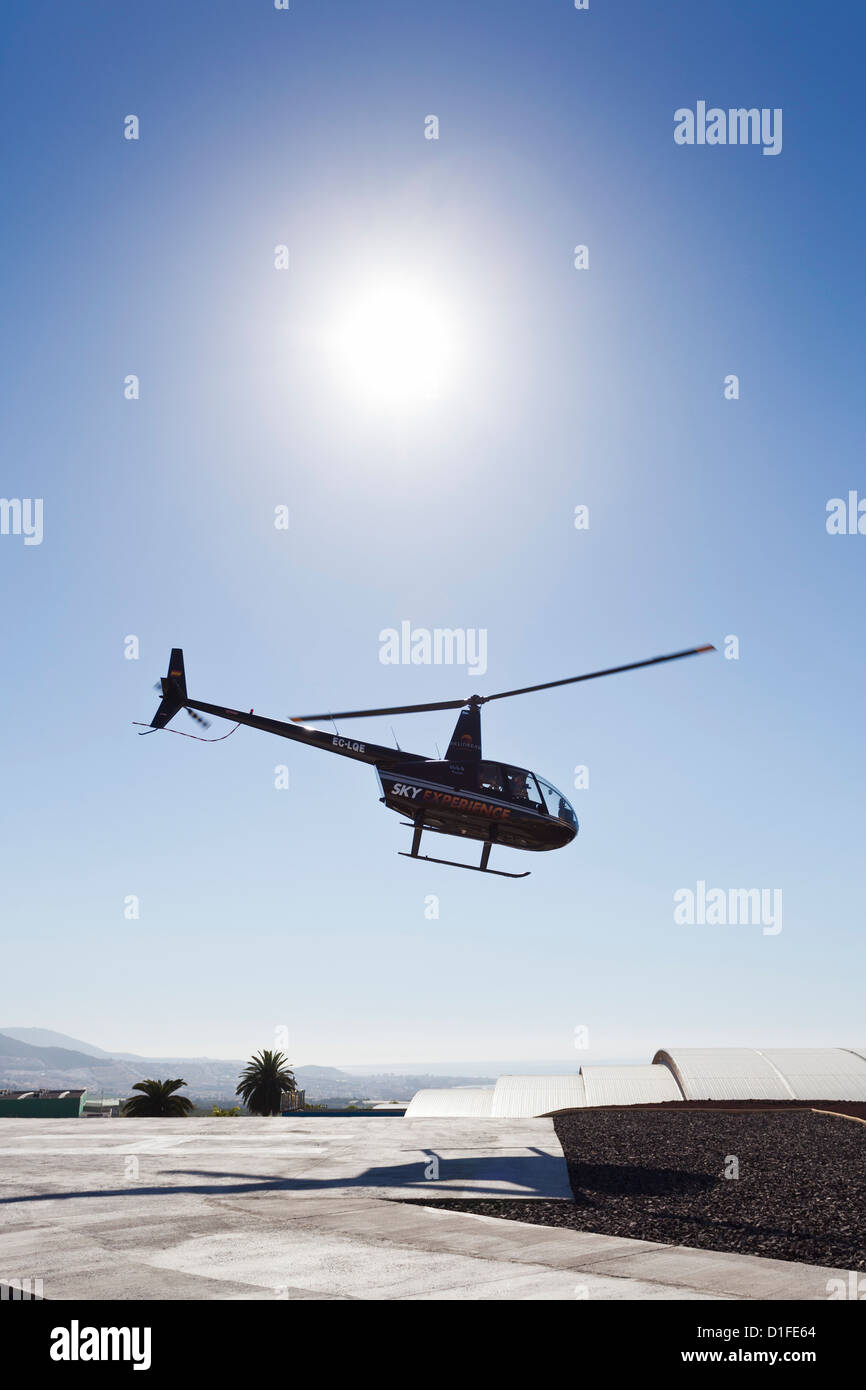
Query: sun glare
xmin=329 ymin=281 xmax=458 ymax=409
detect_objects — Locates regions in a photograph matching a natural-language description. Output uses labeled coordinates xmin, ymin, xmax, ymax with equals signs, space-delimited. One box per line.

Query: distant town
xmin=0 ymin=1028 xmax=496 ymax=1111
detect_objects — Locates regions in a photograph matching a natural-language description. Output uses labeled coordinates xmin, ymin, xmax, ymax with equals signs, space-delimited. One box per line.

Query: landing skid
xmin=399 ymin=814 xmax=530 ymax=878
xmin=398 ymin=851 xmax=530 ymax=878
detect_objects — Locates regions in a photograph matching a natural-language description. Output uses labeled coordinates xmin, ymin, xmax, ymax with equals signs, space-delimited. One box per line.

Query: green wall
xmin=0 ymin=1094 xmax=85 ymax=1117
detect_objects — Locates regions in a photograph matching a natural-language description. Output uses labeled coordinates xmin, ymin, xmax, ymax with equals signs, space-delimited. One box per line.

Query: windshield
xmin=536 ymin=776 xmax=577 ymax=825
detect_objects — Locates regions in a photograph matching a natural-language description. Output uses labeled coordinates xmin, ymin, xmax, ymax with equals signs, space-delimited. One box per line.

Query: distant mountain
xmin=0 ymin=1029 xmax=219 ymax=1064
xmin=0 ymin=1028 xmax=121 ymax=1058
xmin=0 ymin=1030 xmax=353 ymax=1101
xmin=0 ymin=1031 xmax=238 ymax=1096
xmin=0 ymin=1032 xmax=113 ymax=1069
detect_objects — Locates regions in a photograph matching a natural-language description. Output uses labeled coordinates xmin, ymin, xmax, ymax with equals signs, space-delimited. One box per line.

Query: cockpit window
xmin=478 ymin=762 xmax=505 ymax=795
xmin=503 ymin=767 xmax=545 ymax=810
xmin=536 ymin=776 xmax=577 ymax=825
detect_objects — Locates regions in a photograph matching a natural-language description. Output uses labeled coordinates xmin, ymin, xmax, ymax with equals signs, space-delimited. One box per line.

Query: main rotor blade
xmin=482 ymin=645 xmax=715 ymax=704
xmin=291 ymin=697 xmax=469 ymax=723
xmin=291 ymin=645 xmax=715 ymax=724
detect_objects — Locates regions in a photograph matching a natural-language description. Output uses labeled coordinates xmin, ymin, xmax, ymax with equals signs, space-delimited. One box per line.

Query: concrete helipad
xmin=0 ymin=1118 xmax=847 ymax=1300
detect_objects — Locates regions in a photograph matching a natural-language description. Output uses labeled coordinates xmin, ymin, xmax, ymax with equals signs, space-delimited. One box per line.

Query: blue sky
xmin=1 ymin=1 xmax=864 ymax=1066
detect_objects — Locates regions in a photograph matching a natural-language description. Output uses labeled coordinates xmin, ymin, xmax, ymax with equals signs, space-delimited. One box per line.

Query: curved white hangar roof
xmin=405 ymin=1049 xmax=866 ymax=1118
xmin=652 ymin=1048 xmax=791 ymax=1101
xmin=653 ymin=1048 xmax=866 ymax=1102
xmin=757 ymin=1048 xmax=866 ymax=1101
xmin=404 ymin=1088 xmax=494 ymax=1118
xmin=490 ymin=1075 xmax=586 ymax=1117
xmin=581 ymin=1064 xmax=683 ymax=1107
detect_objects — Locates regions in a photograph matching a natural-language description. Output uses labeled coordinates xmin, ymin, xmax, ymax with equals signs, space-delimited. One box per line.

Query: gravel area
xmin=401 ymin=1109 xmax=866 ymax=1270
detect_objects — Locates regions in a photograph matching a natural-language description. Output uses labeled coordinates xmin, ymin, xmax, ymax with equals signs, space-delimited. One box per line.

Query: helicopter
xmin=145 ymin=643 xmax=714 ymax=878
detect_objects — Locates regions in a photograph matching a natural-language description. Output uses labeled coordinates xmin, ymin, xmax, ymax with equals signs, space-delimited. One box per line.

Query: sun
xmin=329 ymin=280 xmax=458 ymax=409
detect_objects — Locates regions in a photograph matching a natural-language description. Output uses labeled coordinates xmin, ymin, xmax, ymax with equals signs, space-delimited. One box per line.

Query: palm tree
xmin=122 ymin=1079 xmax=193 ymax=1117
xmin=236 ymin=1050 xmax=295 ymax=1116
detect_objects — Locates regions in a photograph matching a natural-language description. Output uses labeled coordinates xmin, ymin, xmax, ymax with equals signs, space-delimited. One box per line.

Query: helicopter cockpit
xmin=477 ymin=761 xmax=576 ymax=825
